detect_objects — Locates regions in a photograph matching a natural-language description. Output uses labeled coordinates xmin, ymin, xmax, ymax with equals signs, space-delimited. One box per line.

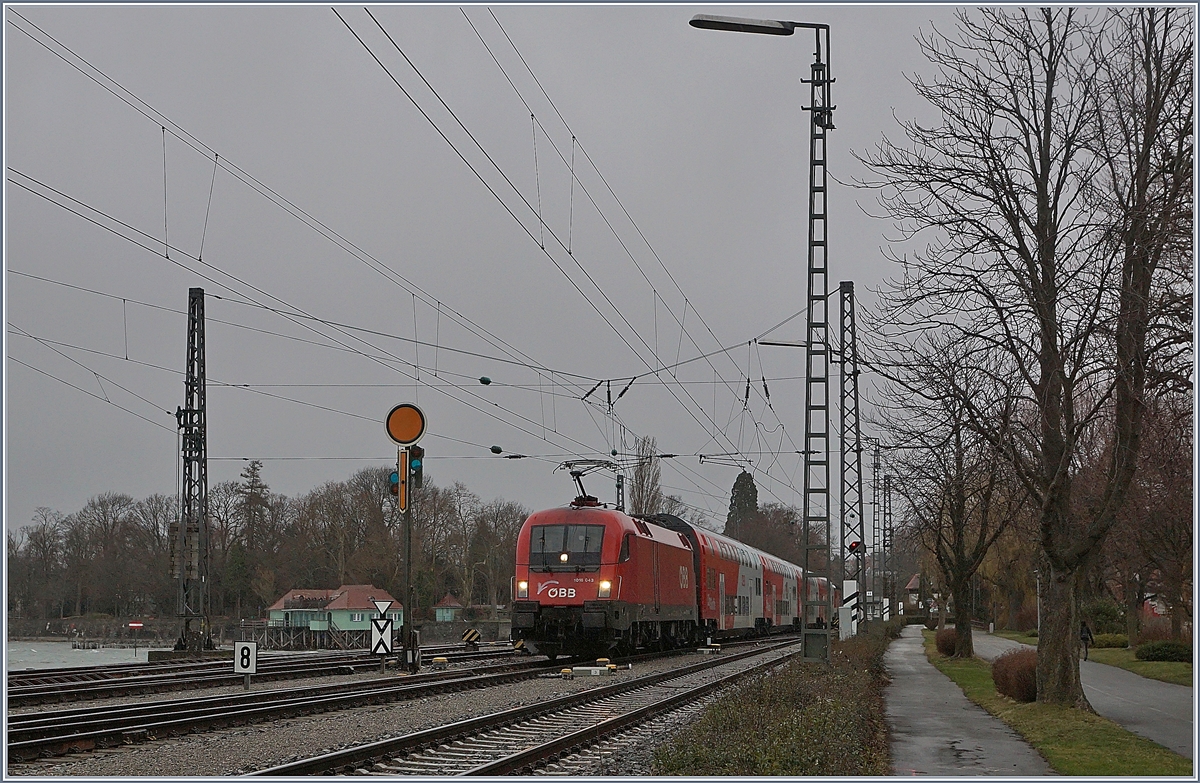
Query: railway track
xmin=7 ymin=642 xmax=514 ymax=707
xmin=7 ymin=656 xmax=553 ymax=762
xmin=248 ymin=639 xmax=801 ymax=776
xmin=7 ymin=635 xmax=796 ymax=765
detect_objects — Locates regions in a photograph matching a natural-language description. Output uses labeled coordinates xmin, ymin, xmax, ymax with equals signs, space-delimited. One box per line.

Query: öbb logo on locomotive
xmin=510 ymin=499 xmax=833 ymax=662
xmin=535 ymin=581 xmax=578 ymax=598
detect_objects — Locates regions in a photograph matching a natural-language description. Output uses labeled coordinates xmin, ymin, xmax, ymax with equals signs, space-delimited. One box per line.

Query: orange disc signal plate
xmin=386 ymin=403 xmax=426 ymax=445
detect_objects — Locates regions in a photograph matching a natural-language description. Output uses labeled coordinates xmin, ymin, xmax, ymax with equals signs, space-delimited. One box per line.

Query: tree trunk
xmin=1124 ymin=574 xmax=1141 ymax=646
xmin=1036 ymin=566 xmax=1090 ymax=710
xmin=952 ymin=581 xmax=975 ymax=657
xmin=1005 ymin=586 xmax=1024 ymax=631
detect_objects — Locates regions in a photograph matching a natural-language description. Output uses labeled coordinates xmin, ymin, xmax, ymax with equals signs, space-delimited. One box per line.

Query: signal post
xmin=386 ymin=403 xmax=426 ymax=673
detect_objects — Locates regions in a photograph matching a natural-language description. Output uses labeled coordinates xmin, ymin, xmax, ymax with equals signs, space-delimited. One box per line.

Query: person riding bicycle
xmin=1080 ymin=620 xmax=1095 ymax=661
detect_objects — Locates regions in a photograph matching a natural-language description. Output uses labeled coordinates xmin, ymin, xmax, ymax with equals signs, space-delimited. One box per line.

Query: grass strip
xmin=990 ymin=629 xmax=1037 ymax=645
xmin=922 ymin=630 xmax=1192 ymax=776
xmin=652 ymin=630 xmax=897 ymax=775
xmin=1086 ymin=647 xmax=1192 ymax=687
xmin=988 ymin=630 xmax=1192 ymax=686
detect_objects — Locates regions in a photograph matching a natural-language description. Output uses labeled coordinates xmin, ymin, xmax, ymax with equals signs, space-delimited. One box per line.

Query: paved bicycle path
xmin=884 ymin=625 xmax=1054 ymax=775
xmin=971 ymin=631 xmax=1194 ymax=759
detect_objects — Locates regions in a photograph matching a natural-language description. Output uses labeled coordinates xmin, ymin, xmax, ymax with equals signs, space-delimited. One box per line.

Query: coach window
xmin=756 ymin=578 xmax=761 ymax=596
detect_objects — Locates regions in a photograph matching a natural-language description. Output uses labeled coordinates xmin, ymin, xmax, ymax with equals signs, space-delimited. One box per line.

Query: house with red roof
xmin=904 ymin=573 xmax=921 ymax=612
xmin=266 ymin=584 xmax=402 ymax=631
xmin=433 ymin=593 xmax=464 ymax=622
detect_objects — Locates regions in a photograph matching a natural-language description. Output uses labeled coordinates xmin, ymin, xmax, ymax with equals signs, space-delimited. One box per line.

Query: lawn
xmin=922 ymin=631 xmax=1192 ymax=777
xmin=1087 ymin=646 xmax=1192 ymax=687
xmin=990 ymin=629 xmax=1037 ymax=645
xmin=987 ymin=629 xmax=1191 ymax=686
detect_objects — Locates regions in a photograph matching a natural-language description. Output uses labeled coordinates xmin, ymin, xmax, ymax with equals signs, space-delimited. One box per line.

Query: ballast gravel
xmin=7 ymin=648 xmax=781 ymax=777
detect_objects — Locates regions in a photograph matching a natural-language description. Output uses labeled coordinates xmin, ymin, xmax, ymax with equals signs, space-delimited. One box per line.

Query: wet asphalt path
xmin=884 ymin=625 xmax=1055 ymax=775
xmin=971 ymin=631 xmax=1194 ymax=760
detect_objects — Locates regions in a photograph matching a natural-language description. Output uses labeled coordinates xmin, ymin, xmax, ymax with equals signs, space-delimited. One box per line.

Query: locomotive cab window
xmin=619 ymin=533 xmax=631 ymax=562
xmin=529 ymin=524 xmax=604 ymax=572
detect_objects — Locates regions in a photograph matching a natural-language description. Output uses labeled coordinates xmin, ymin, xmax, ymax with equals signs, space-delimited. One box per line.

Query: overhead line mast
xmin=689 ymin=14 xmax=836 ymax=659
xmin=839 ymin=281 xmax=865 ymax=631
xmin=172 ymin=287 xmax=212 ymax=652
xmin=800 ymin=26 xmax=835 ymax=662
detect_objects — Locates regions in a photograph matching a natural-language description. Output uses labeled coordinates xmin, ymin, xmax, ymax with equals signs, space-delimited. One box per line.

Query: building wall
xmin=269 ymin=609 xmax=403 ymax=630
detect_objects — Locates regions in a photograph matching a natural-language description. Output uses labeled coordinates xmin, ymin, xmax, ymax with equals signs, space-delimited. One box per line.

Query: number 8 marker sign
xmin=234 ymin=640 xmax=258 ymax=674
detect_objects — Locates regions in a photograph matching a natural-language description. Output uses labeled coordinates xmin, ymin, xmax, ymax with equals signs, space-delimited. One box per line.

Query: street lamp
xmin=688 ymin=15 xmax=833 ymax=128
xmin=692 ymin=12 xmax=834 ymax=662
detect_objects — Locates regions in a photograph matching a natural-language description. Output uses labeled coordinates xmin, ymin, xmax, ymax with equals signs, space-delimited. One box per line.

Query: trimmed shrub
xmin=924 ymin=615 xmax=939 ymax=631
xmin=1092 ymin=633 xmax=1128 ymax=649
xmin=935 ymin=628 xmax=957 ymax=656
xmin=1025 ymin=628 xmax=1038 ymax=638
xmin=992 ymin=647 xmax=1037 ymax=702
xmin=1135 ymin=640 xmax=1192 ymax=662
xmin=1083 ymin=598 xmax=1125 ymax=634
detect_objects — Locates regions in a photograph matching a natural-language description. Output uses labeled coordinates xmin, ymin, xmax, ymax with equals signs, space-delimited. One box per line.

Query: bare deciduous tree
xmin=628 ymin=435 xmax=663 ymax=516
xmin=859 ymin=7 xmax=1192 ymax=706
xmin=881 ymin=372 xmax=1026 ymax=657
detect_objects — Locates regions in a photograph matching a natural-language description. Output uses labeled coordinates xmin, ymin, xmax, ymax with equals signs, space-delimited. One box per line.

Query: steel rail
xmin=247 ymin=640 xmax=798 ymax=776
xmin=8 ymin=658 xmax=544 ymax=736
xmin=462 ymin=653 xmax=793 ymax=775
xmin=7 ymin=660 xmax=556 ymax=761
xmin=8 ymin=646 xmax=512 ymax=706
xmin=8 ymin=641 xmax=507 ymax=687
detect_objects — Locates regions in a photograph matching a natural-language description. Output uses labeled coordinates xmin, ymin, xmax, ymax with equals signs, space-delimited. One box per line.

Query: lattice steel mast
xmin=838 ymin=281 xmax=865 ymax=631
xmin=883 ymin=472 xmax=894 ymax=616
xmin=687 ymin=13 xmax=835 ymax=659
xmin=172 ymin=287 xmax=211 ymax=651
xmin=867 ymin=437 xmax=881 ymax=618
xmin=800 ymin=30 xmax=835 ymax=661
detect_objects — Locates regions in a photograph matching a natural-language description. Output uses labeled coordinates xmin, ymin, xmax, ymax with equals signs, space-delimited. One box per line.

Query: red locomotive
xmin=510 ymin=495 xmax=833 ymax=660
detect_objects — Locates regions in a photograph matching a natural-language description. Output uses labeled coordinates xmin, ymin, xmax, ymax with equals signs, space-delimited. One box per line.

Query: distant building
xmin=433 ymin=593 xmax=464 ymax=622
xmin=266 ymin=584 xmax=402 ymax=631
xmin=905 ymin=574 xmax=921 ymax=610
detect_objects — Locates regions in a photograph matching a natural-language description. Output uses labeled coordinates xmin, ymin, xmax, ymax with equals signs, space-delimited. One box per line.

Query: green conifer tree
xmin=726 ymin=471 xmax=758 ymax=540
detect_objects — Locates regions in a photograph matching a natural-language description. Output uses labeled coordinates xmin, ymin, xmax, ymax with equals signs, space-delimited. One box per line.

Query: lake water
xmin=6 ymin=640 xmax=172 ymax=671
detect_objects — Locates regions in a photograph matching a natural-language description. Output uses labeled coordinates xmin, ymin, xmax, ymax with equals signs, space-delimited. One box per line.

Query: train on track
xmin=510 ymin=495 xmax=834 ymax=660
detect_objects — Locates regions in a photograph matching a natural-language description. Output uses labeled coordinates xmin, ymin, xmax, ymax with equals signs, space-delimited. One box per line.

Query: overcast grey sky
xmin=5 ymin=3 xmax=962 ymax=532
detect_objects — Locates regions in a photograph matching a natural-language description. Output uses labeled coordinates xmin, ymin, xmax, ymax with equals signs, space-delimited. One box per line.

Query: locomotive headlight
xmin=559 ymin=552 xmax=569 ymax=562
xmin=598 ymin=580 xmax=612 ymax=598
xmin=517 ymin=581 xmax=528 ymax=598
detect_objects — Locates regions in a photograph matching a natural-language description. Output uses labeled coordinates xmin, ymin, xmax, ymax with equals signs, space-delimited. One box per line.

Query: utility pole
xmin=868 ymin=437 xmax=881 ymax=620
xmin=883 ymin=473 xmax=893 ymax=618
xmin=688 ymin=13 xmax=835 ymax=659
xmin=798 ymin=25 xmax=835 ymax=663
xmin=839 ymin=281 xmax=865 ymax=633
xmin=172 ymin=287 xmax=210 ymax=652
